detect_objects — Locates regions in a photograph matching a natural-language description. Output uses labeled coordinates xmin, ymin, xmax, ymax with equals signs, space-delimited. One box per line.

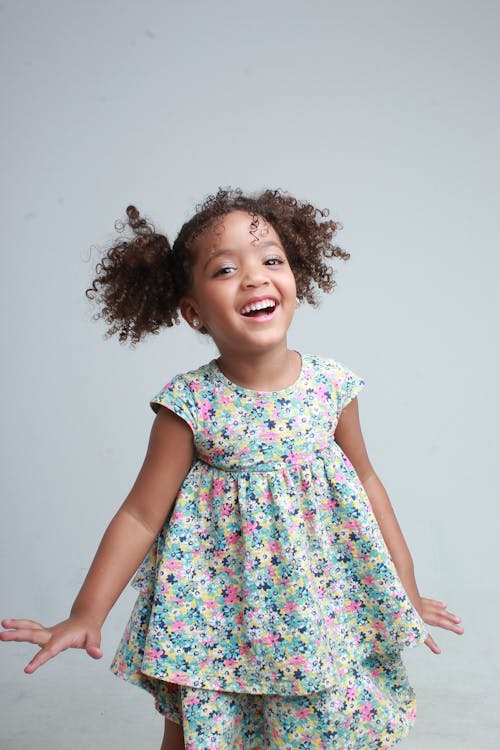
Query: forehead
xmin=194 ymin=211 xmax=281 ymax=254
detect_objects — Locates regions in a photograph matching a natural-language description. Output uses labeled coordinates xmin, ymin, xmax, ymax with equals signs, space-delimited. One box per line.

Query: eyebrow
xmin=202 ymin=241 xmax=282 ymax=271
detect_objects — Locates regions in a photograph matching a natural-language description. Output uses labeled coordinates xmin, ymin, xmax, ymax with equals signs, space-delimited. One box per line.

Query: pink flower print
xmin=347 ymin=600 xmax=362 ymax=613
xmin=314 ymin=384 xmax=329 ymax=402
xmin=285 ymin=451 xmax=305 ymax=467
xmin=234 ymin=612 xmax=244 ymax=625
xmin=407 ymin=708 xmax=417 ymax=723
xmin=235 ymin=446 xmax=250 ymax=458
xmin=284 ymin=601 xmax=298 ymax=614
xmin=188 ymin=379 xmax=202 ymax=392
xmin=363 ymin=575 xmax=377 ymax=586
xmin=169 ymin=671 xmax=188 ymax=682
xmin=259 ymin=428 xmax=279 ymax=442
xmin=224 ymin=658 xmax=238 ymax=667
xmin=198 ymin=400 xmax=213 ymax=419
xmin=372 ymin=620 xmax=387 ymax=632
xmin=334 ymin=471 xmax=346 ymax=482
xmin=289 ymin=653 xmax=307 ymax=667
xmin=303 ymin=509 xmax=315 ymax=522
xmin=346 ymin=686 xmax=358 ymax=701
xmin=242 ymin=520 xmax=258 ymax=535
xmin=361 ymin=702 xmax=375 ymax=720
xmin=211 ymin=478 xmax=225 ymax=497
xmin=239 ymin=643 xmax=250 ymax=655
xmin=221 ymin=502 xmax=233 ymax=517
xmin=164 ymin=559 xmax=182 ymax=573
xmin=170 ymin=620 xmax=187 ymax=632
xmin=268 ymin=540 xmax=282 ymax=553
xmin=323 ymin=497 xmax=338 ymax=511
xmin=226 ymin=531 xmax=240 ymax=546
xmin=262 ymin=632 xmax=280 ymax=646
xmin=344 ymin=518 xmax=360 ymax=530
xmin=294 ymin=707 xmax=312 ymax=719
xmin=224 ymin=584 xmax=240 ymax=605
xmin=147 ymin=647 xmax=164 ymax=662
xmin=185 ymin=694 xmax=200 ymax=706
xmin=205 ymin=598 xmax=217 ymax=610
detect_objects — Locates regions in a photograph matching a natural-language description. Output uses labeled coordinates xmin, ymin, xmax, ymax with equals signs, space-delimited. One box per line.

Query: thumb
xmin=425 ymin=632 xmax=441 ymax=655
xmin=85 ymin=631 xmax=103 ymax=660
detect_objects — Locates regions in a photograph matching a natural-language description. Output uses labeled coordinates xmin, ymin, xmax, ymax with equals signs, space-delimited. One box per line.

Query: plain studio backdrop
xmin=0 ymin=1 xmax=498 ymax=748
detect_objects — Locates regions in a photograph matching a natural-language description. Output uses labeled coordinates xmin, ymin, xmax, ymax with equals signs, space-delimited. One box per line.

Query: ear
xmin=179 ymin=296 xmax=204 ymax=330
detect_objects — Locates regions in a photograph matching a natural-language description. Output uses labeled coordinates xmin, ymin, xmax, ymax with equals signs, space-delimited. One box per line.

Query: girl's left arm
xmin=334 ymin=397 xmax=464 ymax=653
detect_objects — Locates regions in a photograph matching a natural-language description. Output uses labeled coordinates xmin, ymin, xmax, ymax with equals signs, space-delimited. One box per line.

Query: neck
xmin=216 ymin=346 xmax=301 ymax=391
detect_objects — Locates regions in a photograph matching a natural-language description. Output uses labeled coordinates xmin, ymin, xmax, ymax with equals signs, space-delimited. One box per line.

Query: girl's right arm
xmin=0 ymin=407 xmax=194 ymax=674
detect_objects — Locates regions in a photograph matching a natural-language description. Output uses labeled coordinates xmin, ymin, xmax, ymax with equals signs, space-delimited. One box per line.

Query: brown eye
xmin=265 ymin=258 xmax=284 ymax=266
xmin=214 ymin=266 xmax=235 ymax=277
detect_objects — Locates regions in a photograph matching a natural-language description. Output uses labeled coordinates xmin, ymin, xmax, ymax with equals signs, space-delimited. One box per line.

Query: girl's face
xmin=180 ymin=211 xmax=297 ymax=358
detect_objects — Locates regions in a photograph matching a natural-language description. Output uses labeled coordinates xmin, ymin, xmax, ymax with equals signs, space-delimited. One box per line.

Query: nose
xmin=240 ymin=260 xmax=271 ymax=289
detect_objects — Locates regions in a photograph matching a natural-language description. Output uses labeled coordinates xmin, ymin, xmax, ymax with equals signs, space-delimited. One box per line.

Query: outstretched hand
xmin=420 ymin=597 xmax=464 ymax=654
xmin=0 ymin=616 xmax=103 ymax=674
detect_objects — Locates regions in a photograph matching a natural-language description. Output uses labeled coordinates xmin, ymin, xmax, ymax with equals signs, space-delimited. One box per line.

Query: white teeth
xmin=240 ymin=299 xmax=276 ymax=315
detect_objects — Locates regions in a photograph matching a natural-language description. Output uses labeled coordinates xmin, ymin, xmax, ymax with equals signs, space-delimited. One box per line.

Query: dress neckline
xmin=210 ymin=352 xmax=306 ymax=396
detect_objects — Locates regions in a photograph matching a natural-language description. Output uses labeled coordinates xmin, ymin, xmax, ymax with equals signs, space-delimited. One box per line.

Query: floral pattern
xmin=111 ymin=354 xmax=427 ymax=747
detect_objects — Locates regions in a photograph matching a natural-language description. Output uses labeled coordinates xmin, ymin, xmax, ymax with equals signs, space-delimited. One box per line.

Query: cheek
xmin=286 ymin=271 xmax=298 ymax=296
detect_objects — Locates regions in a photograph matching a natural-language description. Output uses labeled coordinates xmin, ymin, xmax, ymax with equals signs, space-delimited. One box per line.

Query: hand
xmin=0 ymin=616 xmax=103 ymax=674
xmin=419 ymin=597 xmax=464 ymax=654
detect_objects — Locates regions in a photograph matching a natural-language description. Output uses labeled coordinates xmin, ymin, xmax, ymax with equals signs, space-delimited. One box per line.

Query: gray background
xmin=1 ymin=1 xmax=498 ymax=748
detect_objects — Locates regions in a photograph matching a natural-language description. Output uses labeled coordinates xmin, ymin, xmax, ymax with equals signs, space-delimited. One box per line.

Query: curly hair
xmin=86 ymin=187 xmax=349 ymax=344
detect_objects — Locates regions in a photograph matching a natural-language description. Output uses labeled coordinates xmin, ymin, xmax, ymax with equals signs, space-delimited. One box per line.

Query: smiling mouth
xmin=240 ymin=298 xmax=278 ymax=317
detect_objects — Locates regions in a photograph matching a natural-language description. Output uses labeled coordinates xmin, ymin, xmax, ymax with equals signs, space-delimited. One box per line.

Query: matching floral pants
xmin=154 ymin=680 xmax=416 ymax=750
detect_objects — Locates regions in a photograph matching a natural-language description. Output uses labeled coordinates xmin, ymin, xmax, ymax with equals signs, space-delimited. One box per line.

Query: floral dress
xmin=111 ymin=354 xmax=427 ymax=749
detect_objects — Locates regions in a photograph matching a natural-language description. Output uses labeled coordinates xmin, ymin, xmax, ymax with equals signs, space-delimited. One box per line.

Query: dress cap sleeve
xmin=333 ymin=360 xmax=366 ymax=411
xmin=150 ymin=374 xmax=198 ymax=434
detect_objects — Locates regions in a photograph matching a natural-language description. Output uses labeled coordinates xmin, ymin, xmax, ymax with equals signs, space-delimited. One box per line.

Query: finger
xmin=1 ymin=619 xmax=45 ymax=631
xmin=24 ymin=639 xmax=69 ymax=674
xmin=425 ymin=611 xmax=464 ymax=633
xmin=424 ymin=633 xmax=441 ymax=654
xmin=0 ymin=628 xmax=52 ymax=646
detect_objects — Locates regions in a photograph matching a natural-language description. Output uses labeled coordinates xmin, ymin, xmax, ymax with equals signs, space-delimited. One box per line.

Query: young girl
xmin=1 ymin=188 xmax=463 ymax=750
